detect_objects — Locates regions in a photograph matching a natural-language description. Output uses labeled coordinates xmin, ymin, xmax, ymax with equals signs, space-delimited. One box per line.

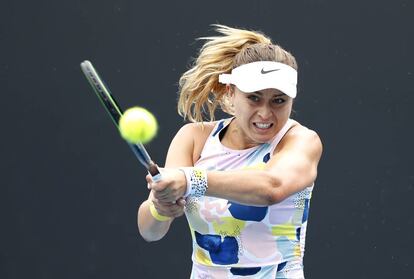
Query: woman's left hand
xmin=147 ymin=168 xmax=187 ymax=203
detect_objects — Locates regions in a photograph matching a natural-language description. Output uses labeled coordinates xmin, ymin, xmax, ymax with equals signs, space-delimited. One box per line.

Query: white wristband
xmin=179 ymin=167 xmax=208 ymax=198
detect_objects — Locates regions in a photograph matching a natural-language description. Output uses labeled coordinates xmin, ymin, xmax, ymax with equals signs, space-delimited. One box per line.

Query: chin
xmin=252 ymin=133 xmax=275 ymax=144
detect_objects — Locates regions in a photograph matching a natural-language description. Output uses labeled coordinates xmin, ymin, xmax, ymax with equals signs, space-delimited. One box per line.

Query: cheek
xmin=278 ymin=102 xmax=293 ymax=116
xmin=233 ymin=100 xmax=250 ymax=115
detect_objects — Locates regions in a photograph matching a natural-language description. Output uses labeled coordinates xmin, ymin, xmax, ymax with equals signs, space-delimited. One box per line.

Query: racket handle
xmin=148 ymin=162 xmax=162 ymax=182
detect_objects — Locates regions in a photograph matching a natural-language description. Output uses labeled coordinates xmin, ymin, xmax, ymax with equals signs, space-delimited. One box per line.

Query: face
xmin=229 ymin=86 xmax=293 ymax=148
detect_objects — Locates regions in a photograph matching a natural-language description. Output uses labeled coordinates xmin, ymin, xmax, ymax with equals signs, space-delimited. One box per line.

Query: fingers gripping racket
xmin=80 ymin=60 xmax=161 ymax=182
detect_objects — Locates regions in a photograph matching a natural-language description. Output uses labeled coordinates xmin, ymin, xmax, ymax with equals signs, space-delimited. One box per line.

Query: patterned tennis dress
xmin=185 ymin=118 xmax=314 ymax=279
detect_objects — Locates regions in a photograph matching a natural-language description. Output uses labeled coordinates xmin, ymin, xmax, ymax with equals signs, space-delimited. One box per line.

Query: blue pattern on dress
xmin=263 ymin=152 xmax=271 ymax=163
xmin=245 ymin=143 xmax=270 ymax=165
xmin=277 ymin=261 xmax=287 ymax=271
xmin=195 ymin=231 xmax=239 ymax=265
xmin=228 ymin=202 xmax=268 ymax=222
xmin=302 ymin=199 xmax=310 ymax=223
xmin=230 ymin=267 xmax=261 ymax=276
xmin=212 ymin=120 xmax=225 ymax=137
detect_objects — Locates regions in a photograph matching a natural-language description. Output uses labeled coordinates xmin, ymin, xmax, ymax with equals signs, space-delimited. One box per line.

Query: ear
xmin=226 ymin=84 xmax=234 ymax=96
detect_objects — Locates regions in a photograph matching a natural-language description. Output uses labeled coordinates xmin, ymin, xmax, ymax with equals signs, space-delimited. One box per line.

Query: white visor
xmin=219 ymin=61 xmax=297 ymax=98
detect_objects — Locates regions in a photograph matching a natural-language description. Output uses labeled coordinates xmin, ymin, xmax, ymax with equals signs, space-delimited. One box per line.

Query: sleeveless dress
xmin=185 ymin=118 xmax=313 ymax=279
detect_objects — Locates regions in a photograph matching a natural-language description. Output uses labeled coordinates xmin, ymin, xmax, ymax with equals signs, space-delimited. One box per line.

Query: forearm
xmin=137 ymin=200 xmax=173 ymax=242
xmin=206 ymin=169 xmax=282 ymax=206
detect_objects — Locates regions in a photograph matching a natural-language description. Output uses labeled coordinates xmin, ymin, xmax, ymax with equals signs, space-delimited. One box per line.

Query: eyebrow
xmin=252 ymin=91 xmax=286 ymax=97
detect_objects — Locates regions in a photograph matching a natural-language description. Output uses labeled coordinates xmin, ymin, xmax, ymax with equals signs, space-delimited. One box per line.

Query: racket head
xmin=80 ymin=60 xmax=123 ymax=125
xmin=80 ymin=60 xmax=158 ymax=172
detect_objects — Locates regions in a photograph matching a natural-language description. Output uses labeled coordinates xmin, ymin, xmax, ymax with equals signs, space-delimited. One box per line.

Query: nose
xmin=257 ymin=104 xmax=273 ymax=120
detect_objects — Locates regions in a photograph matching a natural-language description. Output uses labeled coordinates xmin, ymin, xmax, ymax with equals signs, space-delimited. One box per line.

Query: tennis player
xmin=138 ymin=25 xmax=322 ymax=278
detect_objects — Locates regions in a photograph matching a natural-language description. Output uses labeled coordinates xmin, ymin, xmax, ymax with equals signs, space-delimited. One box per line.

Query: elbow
xmin=264 ymin=170 xmax=317 ymax=205
xmin=138 ymin=223 xmax=153 ymax=242
xmin=266 ymin=189 xmax=284 ymax=205
xmin=140 ymin=232 xmax=162 ymax=243
xmin=140 ymin=233 xmax=154 ymax=243
xmin=137 ymin=204 xmax=166 ymax=242
xmin=264 ymin=174 xmax=285 ymax=205
xmin=138 ymin=224 xmax=164 ymax=242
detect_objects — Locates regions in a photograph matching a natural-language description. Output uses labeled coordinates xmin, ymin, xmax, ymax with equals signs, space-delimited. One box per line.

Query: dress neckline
xmin=215 ymin=117 xmax=294 ymax=154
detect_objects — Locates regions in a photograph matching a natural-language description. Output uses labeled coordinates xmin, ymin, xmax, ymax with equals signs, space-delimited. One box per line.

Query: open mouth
xmin=253 ymin=122 xmax=273 ymax=129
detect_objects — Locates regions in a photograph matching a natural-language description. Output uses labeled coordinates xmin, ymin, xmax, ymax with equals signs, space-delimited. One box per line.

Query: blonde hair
xmin=178 ymin=24 xmax=298 ymax=122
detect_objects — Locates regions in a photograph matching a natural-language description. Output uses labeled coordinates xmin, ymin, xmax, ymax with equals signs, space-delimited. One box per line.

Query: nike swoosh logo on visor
xmin=261 ymin=68 xmax=280 ymax=74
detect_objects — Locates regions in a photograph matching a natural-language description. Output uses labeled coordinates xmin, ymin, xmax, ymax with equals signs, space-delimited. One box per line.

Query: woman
xmin=138 ymin=25 xmax=322 ymax=278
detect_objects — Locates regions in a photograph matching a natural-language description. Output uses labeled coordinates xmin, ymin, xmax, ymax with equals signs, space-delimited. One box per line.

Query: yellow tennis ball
xmin=118 ymin=107 xmax=158 ymax=144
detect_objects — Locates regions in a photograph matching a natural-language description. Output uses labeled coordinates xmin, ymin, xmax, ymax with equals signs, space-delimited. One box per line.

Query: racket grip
xmin=148 ymin=162 xmax=162 ymax=182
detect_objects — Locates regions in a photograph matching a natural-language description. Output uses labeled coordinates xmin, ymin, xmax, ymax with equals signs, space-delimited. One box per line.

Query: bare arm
xmin=151 ymin=124 xmax=322 ymax=206
xmin=137 ymin=123 xmax=204 ymax=241
xmin=207 ymin=126 xmax=322 ymax=205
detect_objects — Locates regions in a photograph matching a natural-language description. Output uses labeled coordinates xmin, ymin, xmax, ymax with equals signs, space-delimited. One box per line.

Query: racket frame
xmin=80 ymin=60 xmax=161 ymax=181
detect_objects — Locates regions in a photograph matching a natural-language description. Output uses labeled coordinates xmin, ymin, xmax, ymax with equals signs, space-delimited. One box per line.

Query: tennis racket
xmin=80 ymin=60 xmax=161 ymax=182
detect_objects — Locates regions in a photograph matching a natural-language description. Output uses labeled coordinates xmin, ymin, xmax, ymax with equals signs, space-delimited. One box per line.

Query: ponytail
xmin=177 ymin=25 xmax=272 ymax=122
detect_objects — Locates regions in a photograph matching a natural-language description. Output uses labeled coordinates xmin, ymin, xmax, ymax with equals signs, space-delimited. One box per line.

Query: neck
xmin=221 ymin=118 xmax=257 ymax=150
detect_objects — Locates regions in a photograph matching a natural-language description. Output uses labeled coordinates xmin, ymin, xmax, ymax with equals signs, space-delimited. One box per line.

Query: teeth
xmin=255 ymin=123 xmax=271 ymax=129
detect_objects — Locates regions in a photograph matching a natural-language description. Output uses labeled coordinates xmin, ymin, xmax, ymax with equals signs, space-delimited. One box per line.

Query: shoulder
xmin=174 ymin=121 xmax=216 ymax=144
xmin=276 ymin=120 xmax=323 ymax=155
xmin=172 ymin=121 xmax=219 ymax=164
xmin=287 ymin=120 xmax=321 ymax=142
xmin=176 ymin=121 xmax=216 ymax=137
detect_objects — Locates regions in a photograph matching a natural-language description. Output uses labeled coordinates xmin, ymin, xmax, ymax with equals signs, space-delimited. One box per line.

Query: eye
xmin=273 ymin=98 xmax=286 ymax=104
xmin=247 ymin=95 xmax=260 ymax=102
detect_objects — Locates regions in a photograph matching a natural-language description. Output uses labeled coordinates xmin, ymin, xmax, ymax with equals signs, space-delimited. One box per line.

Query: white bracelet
xmin=179 ymin=167 xmax=208 ymax=198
